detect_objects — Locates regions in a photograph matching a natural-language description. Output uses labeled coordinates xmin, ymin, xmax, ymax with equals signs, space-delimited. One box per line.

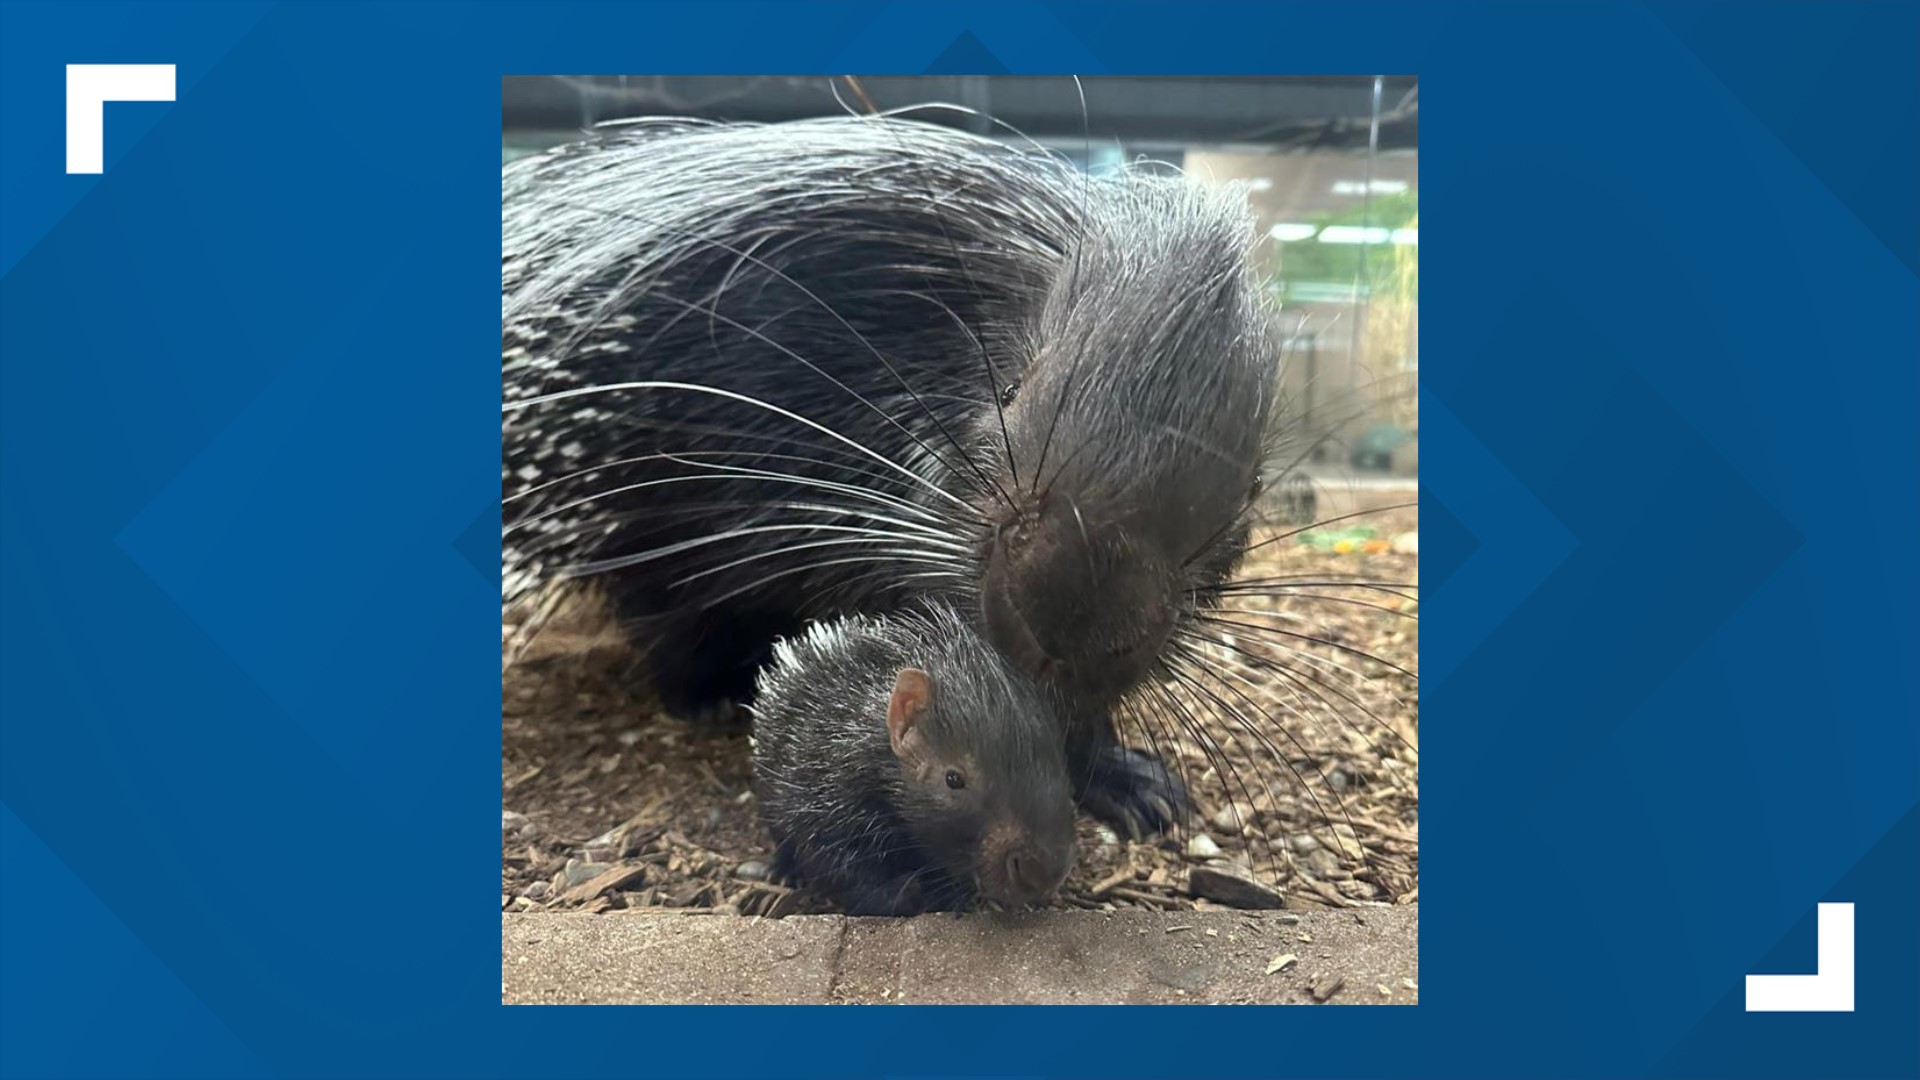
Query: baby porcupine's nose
xmin=979 ymin=820 xmax=1070 ymax=906
xmin=1005 ymin=849 xmax=1064 ymax=899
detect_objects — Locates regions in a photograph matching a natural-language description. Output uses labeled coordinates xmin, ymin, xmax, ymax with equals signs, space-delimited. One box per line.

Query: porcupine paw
xmin=1075 ymin=746 xmax=1193 ymax=840
xmin=680 ymin=698 xmax=746 ymax=728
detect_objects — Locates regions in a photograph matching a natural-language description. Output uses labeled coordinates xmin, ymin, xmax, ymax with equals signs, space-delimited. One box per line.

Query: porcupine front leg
xmin=1067 ymin=717 xmax=1192 ymax=839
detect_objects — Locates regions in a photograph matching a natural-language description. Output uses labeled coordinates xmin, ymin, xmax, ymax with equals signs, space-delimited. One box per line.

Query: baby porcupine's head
xmin=978 ymin=176 xmax=1277 ymax=707
xmin=753 ymin=604 xmax=1075 ymax=909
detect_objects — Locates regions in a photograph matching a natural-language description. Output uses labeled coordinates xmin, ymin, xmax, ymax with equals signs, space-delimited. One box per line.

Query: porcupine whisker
xmin=1193 ymin=612 xmax=1418 ymax=683
xmin=1179 ymin=619 xmax=1413 ymax=719
xmin=671 ymin=537 xmax=969 ymax=590
xmin=1173 ymin=626 xmax=1417 ymax=758
xmin=513 ymin=499 xmax=960 ymax=575
xmin=698 ymin=555 xmax=969 ymax=611
xmin=1217 ymin=578 xmax=1418 ymax=601
xmin=647 ymin=291 xmax=1008 ymax=509
xmin=1187 ymin=640 xmax=1409 ymax=814
xmin=1099 ymin=676 xmax=1189 ymax=836
xmin=1117 ymin=682 xmax=1216 ymax=834
xmin=505 ymin=447 xmax=889 ymax=505
xmin=507 ymin=381 xmax=977 ymax=517
xmin=557 ymin=522 xmax=963 ymax=578
xmin=1236 ymin=502 xmax=1420 ymax=560
xmin=1253 ymin=389 xmax=1394 ymax=491
xmin=1223 ymin=590 xmax=1418 ymax=621
xmin=1136 ymin=677 xmax=1290 ymax=879
xmin=511 ymin=472 xmax=965 ymax=542
xmin=728 ymin=561 xmax=968 ymax=605
xmin=538 ymin=198 xmax=1015 ymax=510
xmin=1165 ymin=655 xmax=1371 ymax=875
xmin=518 ymin=518 xmax=960 ymax=584
xmin=651 ymin=453 xmax=963 ymax=528
xmin=1164 ymin=656 xmax=1358 ymax=839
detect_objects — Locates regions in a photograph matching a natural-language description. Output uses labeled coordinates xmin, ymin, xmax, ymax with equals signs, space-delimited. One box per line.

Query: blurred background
xmin=503 ymin=75 xmax=1419 ymax=480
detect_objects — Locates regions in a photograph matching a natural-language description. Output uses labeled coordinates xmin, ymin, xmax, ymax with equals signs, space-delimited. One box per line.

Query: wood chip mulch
xmin=502 ymin=502 xmax=1418 ymax=918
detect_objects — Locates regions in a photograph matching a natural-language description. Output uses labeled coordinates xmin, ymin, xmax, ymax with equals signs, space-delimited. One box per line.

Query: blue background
xmin=1 ymin=2 xmax=1915 ymax=1078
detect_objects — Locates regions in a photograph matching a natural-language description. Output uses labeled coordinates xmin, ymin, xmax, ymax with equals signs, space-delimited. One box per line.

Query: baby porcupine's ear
xmin=886 ymin=667 xmax=933 ymax=766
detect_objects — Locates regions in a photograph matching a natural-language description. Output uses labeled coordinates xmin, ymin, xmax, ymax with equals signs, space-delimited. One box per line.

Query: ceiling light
xmin=1318 ymin=225 xmax=1390 ymax=244
xmin=1331 ymin=179 xmax=1410 ymax=196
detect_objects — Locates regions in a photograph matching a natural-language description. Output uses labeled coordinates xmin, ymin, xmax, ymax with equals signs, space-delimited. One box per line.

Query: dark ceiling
xmin=503 ymin=76 xmax=1418 ymax=152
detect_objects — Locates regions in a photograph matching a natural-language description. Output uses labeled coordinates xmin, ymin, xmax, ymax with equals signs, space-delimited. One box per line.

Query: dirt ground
xmin=502 ymin=502 xmax=1418 ymax=917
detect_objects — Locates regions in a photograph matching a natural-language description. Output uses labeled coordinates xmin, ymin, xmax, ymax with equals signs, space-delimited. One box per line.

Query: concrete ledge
xmin=503 ymin=906 xmax=1417 ymax=1005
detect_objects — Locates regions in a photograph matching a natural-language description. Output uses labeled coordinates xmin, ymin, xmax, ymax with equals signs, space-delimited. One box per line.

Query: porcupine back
xmin=502 ymin=118 xmax=1085 ymax=647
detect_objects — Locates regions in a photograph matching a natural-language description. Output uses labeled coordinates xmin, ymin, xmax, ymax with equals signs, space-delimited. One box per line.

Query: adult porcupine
xmin=503 ymin=114 xmax=1283 ymax=839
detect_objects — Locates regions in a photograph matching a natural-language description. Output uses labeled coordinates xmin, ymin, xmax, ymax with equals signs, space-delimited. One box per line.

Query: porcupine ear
xmin=886 ymin=668 xmax=933 ymax=766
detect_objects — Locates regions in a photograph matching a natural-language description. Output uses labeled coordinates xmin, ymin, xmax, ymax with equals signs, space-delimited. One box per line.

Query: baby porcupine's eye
xmin=1248 ymin=475 xmax=1265 ymax=502
xmin=998 ymin=383 xmax=1019 ymax=408
xmin=945 ymin=769 xmax=966 ymax=790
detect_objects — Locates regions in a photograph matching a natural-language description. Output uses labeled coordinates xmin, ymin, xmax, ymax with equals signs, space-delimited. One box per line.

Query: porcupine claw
xmin=1073 ymin=744 xmax=1193 ymax=839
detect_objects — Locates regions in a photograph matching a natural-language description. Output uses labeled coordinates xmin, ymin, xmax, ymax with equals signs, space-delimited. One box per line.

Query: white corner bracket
xmin=1745 ymin=902 xmax=1854 ymax=1012
xmin=66 ymin=64 xmax=176 ymax=174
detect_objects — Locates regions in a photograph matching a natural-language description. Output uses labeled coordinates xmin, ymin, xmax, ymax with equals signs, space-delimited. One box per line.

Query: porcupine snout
xmin=974 ymin=808 xmax=1073 ymax=906
xmin=981 ymin=493 xmax=1179 ymax=702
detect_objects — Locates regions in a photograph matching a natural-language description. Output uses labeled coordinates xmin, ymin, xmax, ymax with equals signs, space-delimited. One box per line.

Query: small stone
xmin=560 ymin=863 xmax=648 ymax=904
xmin=1306 ymin=849 xmax=1346 ymax=878
xmin=563 ymin=861 xmax=611 ymax=888
xmin=1186 ymin=834 xmax=1223 ymax=859
xmin=1211 ymin=806 xmax=1245 ymax=833
xmin=501 ymin=810 xmax=527 ymax=832
xmin=735 ymin=859 xmax=769 ymax=881
xmin=522 ymin=881 xmax=550 ymax=901
xmin=1401 ymin=978 xmax=1418 ymax=991
xmin=1203 ymin=928 xmax=1218 ymax=938
xmin=1264 ymin=953 xmax=1298 ymax=975
xmin=1096 ymin=826 xmax=1121 ymax=848
xmin=1289 ymin=833 xmax=1320 ymax=855
xmin=706 ymin=807 xmax=723 ymax=830
xmin=1310 ymin=974 xmax=1346 ymax=1002
xmin=1186 ymin=865 xmax=1285 ymax=910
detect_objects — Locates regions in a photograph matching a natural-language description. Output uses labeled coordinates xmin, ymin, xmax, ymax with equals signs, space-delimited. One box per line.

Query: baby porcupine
xmin=749 ymin=603 xmax=1075 ymax=916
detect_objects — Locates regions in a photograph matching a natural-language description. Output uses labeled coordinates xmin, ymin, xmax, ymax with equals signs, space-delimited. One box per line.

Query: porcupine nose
xmin=1013 ymin=849 xmax=1059 ymax=891
xmin=1003 ymin=847 xmax=1068 ymax=901
xmin=983 ymin=495 xmax=1177 ymax=699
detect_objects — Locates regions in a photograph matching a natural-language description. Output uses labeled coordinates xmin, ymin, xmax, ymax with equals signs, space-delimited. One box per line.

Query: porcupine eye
xmin=945 ymin=769 xmax=966 ymax=790
xmin=998 ymin=383 xmax=1019 ymax=408
xmin=1248 ymin=475 xmax=1265 ymax=502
